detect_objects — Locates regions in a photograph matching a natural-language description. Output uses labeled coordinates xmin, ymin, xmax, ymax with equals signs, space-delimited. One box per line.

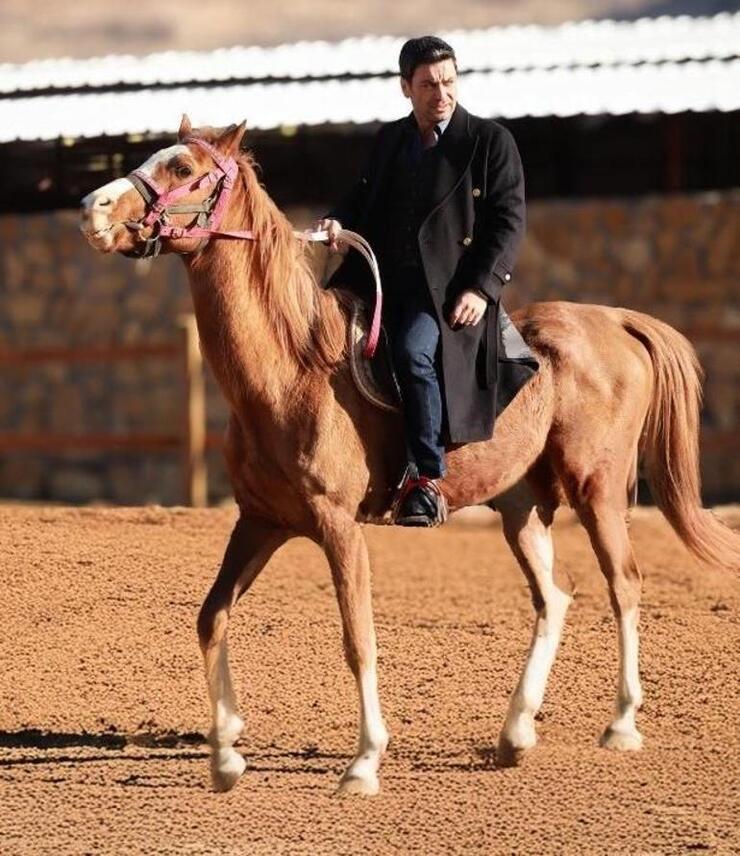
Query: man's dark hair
xmin=399 ymin=36 xmax=457 ymax=81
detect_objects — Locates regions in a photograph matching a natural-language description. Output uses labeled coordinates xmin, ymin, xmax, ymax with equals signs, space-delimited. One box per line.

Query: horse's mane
xmin=230 ymin=147 xmax=346 ymax=373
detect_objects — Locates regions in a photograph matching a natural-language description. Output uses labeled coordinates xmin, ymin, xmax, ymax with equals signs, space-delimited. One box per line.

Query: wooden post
xmin=178 ymin=314 xmax=207 ymax=507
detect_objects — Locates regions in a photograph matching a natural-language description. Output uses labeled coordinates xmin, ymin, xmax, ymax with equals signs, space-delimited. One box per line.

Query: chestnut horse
xmin=81 ymin=119 xmax=738 ymax=795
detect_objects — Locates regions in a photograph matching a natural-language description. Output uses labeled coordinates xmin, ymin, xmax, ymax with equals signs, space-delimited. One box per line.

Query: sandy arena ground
xmin=1 ymin=503 xmax=738 ymax=855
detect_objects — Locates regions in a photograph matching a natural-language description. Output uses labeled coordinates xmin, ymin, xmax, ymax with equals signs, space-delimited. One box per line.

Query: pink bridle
xmin=126 ymin=136 xmax=382 ymax=358
xmin=127 ymin=137 xmax=256 ymax=244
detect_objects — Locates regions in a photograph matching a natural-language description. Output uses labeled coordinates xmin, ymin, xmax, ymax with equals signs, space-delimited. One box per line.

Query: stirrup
xmin=390 ymin=467 xmax=449 ymax=527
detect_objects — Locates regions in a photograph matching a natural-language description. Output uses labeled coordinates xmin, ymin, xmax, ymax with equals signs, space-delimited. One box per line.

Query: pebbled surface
xmin=1 ymin=504 xmax=738 ymax=855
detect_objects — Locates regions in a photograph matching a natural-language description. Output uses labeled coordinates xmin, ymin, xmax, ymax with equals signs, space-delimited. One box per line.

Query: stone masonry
xmin=0 ymin=191 xmax=737 ymax=504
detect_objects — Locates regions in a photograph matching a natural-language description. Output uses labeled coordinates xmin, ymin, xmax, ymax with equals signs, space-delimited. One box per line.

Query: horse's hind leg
xmin=196 ymin=516 xmax=288 ymax=791
xmin=495 ymin=484 xmax=572 ymax=767
xmin=576 ymin=499 xmax=643 ymax=751
xmin=321 ymin=515 xmax=388 ymax=796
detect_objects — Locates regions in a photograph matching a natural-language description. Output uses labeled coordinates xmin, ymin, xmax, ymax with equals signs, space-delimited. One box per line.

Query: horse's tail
xmin=620 ymin=310 xmax=739 ymax=571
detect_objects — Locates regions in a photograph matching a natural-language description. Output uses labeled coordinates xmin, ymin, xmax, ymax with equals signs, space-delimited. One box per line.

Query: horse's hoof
xmin=496 ymin=718 xmax=536 ymax=767
xmin=211 ymin=748 xmax=247 ymax=792
xmin=496 ymin=734 xmax=529 ymax=768
xmin=336 ymin=772 xmax=380 ymax=797
xmin=600 ymin=726 xmax=643 ymax=752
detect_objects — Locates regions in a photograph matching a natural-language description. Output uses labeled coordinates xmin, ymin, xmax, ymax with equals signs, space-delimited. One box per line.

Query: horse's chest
xmin=224 ymin=417 xmax=335 ymax=524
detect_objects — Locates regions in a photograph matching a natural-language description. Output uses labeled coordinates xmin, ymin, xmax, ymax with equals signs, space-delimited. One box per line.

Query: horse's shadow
xmin=0 ymin=729 xmax=509 ymax=776
xmin=399 ymin=743 xmax=506 ymax=774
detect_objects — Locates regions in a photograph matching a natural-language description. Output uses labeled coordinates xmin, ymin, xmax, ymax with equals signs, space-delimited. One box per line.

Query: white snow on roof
xmin=1 ymin=12 xmax=738 ymax=94
xmin=1 ymin=14 xmax=738 ymax=142
xmin=2 ymin=58 xmax=738 ymax=143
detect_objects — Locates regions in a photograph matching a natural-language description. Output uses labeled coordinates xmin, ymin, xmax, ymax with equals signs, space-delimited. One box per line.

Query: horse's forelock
xmin=181 ymin=123 xmax=248 ymax=154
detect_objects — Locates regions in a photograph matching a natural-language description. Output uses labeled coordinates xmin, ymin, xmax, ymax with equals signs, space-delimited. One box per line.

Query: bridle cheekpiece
xmin=125 ymin=136 xmax=254 ymax=258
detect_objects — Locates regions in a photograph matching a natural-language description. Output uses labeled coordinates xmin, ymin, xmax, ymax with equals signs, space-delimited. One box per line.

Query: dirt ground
xmin=1 ymin=503 xmax=738 ymax=855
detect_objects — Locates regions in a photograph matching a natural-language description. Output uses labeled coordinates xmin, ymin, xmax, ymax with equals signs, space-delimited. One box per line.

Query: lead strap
xmin=298 ymin=229 xmax=382 ymax=359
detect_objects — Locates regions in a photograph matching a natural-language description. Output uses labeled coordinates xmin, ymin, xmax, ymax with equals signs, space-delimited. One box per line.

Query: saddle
xmin=346 ymin=292 xmax=535 ymax=414
xmin=346 ymin=294 xmax=402 ymax=412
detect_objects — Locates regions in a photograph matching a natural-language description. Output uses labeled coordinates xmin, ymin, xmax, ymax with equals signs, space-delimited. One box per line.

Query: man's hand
xmin=316 ymin=218 xmax=345 ymax=254
xmin=448 ymin=289 xmax=488 ymax=328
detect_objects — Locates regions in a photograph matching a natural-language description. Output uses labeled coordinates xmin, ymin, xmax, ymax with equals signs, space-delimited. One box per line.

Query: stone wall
xmin=0 ymin=191 xmax=737 ymax=504
xmin=0 ymin=213 xmax=229 ymax=504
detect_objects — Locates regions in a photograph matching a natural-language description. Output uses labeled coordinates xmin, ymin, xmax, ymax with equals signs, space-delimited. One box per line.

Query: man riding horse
xmin=320 ymin=36 xmax=537 ymax=527
xmin=80 ymin=58 xmax=739 ymax=793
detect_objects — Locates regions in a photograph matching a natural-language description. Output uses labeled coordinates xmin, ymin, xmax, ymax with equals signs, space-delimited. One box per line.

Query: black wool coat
xmin=328 ymin=103 xmax=538 ymax=444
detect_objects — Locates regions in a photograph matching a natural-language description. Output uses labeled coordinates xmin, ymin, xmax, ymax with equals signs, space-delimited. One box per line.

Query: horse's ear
xmin=178 ymin=114 xmax=193 ymax=141
xmin=217 ymin=120 xmax=248 ymax=156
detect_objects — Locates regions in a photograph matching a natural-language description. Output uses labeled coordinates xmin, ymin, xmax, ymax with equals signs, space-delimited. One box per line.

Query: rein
xmin=125 ymin=136 xmax=382 ymax=358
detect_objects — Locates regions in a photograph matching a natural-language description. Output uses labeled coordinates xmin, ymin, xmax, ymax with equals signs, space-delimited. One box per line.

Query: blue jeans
xmin=390 ymin=283 xmax=446 ymax=479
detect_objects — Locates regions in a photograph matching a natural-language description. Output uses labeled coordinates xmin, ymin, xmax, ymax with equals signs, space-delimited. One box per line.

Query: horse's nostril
xmin=81 ymin=193 xmax=113 ymax=212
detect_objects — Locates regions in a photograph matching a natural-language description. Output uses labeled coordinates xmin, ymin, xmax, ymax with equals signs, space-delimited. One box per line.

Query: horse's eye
xmin=176 ymin=165 xmax=192 ymax=179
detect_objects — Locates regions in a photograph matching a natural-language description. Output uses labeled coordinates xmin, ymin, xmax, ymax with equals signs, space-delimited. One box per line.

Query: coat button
xmin=462 ymin=236 xmax=472 ymax=247
xmin=504 ymin=273 xmax=511 ymax=281
xmin=472 ymin=188 xmax=481 ymax=198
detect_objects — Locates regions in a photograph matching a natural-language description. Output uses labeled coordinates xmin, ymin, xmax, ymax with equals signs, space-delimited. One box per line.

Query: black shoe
xmin=394 ymin=478 xmax=448 ymax=527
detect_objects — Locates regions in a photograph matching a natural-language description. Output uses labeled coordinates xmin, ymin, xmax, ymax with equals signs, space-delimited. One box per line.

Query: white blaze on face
xmin=81 ymin=144 xmax=192 ymax=231
xmin=136 ymin=143 xmax=191 ymax=179
xmin=80 ymin=177 xmax=135 ymax=239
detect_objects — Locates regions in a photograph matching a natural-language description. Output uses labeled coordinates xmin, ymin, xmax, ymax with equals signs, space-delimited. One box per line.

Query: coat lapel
xmin=424 ymin=104 xmax=477 ymax=220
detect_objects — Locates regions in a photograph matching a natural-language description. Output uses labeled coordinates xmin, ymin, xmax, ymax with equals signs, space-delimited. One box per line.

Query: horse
xmin=80 ymin=117 xmax=738 ymax=795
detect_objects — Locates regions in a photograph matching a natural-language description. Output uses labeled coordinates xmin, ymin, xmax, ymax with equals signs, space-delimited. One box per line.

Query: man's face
xmin=401 ymin=58 xmax=458 ymax=128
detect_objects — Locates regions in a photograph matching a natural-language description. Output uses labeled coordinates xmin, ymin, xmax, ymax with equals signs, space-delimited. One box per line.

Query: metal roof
xmin=1 ymin=13 xmax=738 ymax=142
xmin=3 ymin=13 xmax=739 ymax=91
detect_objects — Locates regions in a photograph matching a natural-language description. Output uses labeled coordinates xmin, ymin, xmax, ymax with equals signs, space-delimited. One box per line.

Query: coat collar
xmin=380 ymin=102 xmax=472 ymax=167
xmin=364 ymin=103 xmax=476 ymax=224
xmin=400 ymin=102 xmax=468 ymax=139
xmin=437 ymin=102 xmax=471 ymax=144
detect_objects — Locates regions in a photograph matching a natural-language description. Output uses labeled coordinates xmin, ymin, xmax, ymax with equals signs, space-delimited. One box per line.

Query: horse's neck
xmin=183 ymin=235 xmax=342 ymax=416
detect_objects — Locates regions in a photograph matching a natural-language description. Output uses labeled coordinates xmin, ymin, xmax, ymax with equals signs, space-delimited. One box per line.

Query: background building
xmin=0 ymin=11 xmax=738 ymax=503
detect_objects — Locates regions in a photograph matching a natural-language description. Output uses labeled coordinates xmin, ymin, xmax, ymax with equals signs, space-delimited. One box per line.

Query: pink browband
xmin=127 ymin=136 xmax=382 ymax=358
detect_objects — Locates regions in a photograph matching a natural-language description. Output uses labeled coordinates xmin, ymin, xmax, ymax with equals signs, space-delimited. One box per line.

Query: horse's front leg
xmin=196 ymin=515 xmax=288 ymax=791
xmin=321 ymin=515 xmax=389 ymax=796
